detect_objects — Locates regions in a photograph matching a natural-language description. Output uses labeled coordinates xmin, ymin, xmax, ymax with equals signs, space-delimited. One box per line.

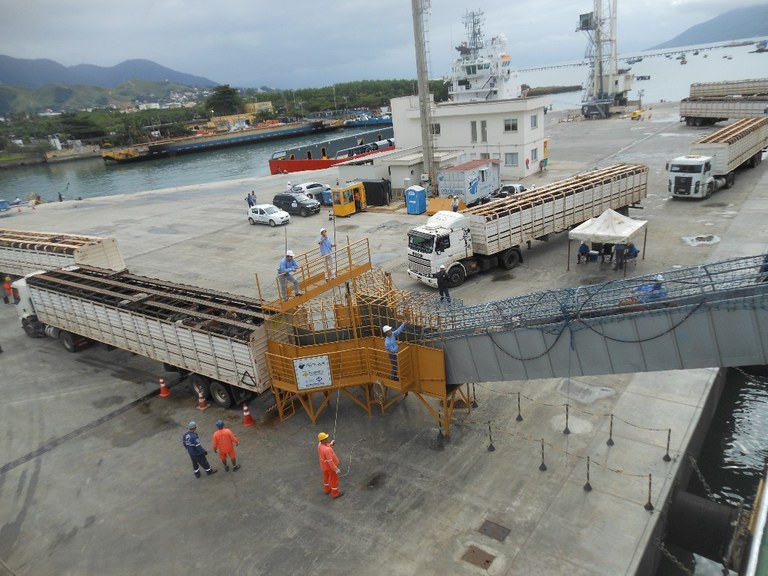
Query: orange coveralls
xmin=317 ymin=441 xmax=340 ymax=497
xmin=212 ymin=428 xmax=239 ymax=462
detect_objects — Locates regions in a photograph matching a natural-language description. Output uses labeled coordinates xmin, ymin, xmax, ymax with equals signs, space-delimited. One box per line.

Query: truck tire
xmin=210 ymin=381 xmax=234 ymax=409
xmin=22 ymin=318 xmax=43 ymax=338
xmin=59 ymin=331 xmax=77 ymax=353
xmin=447 ymin=265 xmax=466 ymax=287
xmin=499 ymin=249 xmax=521 ymax=270
xmin=188 ymin=374 xmax=211 ymax=399
xmin=725 ymin=172 xmax=736 ymax=189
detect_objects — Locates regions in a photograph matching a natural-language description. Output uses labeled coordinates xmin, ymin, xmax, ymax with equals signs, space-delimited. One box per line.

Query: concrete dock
xmin=1 ymin=102 xmax=766 ymax=575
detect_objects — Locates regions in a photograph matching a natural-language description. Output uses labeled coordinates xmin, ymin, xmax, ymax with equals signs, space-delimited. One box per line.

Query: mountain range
xmin=0 ymin=6 xmax=766 ymax=96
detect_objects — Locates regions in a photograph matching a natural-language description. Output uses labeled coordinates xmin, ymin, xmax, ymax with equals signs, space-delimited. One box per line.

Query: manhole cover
xmin=478 ymin=519 xmax=510 ymax=542
xmin=462 ymin=545 xmax=496 ymax=569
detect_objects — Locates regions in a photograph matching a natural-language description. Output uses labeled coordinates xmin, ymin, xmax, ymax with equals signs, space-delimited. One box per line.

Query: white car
xmin=291 ymin=182 xmax=331 ymax=205
xmin=247 ymin=204 xmax=290 ymax=227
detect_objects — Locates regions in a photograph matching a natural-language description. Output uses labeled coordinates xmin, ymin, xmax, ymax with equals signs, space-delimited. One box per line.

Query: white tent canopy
xmin=568 ymin=208 xmax=647 ymax=244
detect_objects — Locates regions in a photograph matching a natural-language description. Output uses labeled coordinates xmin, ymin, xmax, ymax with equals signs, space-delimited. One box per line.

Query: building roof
xmin=442 ymin=159 xmax=501 ymax=171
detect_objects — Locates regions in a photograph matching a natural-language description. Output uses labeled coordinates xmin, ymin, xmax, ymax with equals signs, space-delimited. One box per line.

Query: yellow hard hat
xmin=317 ymin=432 xmax=329 ymax=441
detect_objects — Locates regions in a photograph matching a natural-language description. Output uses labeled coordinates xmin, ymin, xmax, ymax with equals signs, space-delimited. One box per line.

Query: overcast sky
xmin=0 ymin=0 xmax=760 ymax=89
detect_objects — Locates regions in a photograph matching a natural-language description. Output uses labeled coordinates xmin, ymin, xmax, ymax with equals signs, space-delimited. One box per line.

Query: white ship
xmin=448 ymin=10 xmax=522 ymax=102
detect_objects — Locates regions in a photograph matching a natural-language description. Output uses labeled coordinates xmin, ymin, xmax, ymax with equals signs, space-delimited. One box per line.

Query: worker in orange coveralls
xmin=317 ymin=432 xmax=342 ymax=498
xmin=212 ymin=420 xmax=240 ymax=472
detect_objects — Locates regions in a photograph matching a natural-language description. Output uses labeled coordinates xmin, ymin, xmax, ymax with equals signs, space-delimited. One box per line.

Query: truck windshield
xmin=408 ymin=231 xmax=434 ymax=253
xmin=669 ymin=164 xmax=702 ymax=174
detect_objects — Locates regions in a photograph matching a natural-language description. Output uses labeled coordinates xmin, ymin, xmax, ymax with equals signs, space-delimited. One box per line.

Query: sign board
xmin=294 ymin=355 xmax=333 ymax=390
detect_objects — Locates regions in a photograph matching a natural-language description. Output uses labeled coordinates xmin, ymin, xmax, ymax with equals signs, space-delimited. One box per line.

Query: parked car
xmin=272 ymin=193 xmax=321 ymax=217
xmin=291 ymin=182 xmax=332 ymax=205
xmin=498 ymin=183 xmax=528 ymax=195
xmin=247 ymin=204 xmax=290 ymax=227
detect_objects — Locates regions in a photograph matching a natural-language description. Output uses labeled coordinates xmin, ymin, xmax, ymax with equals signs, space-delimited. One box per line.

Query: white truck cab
xmin=407 ymin=211 xmax=473 ymax=287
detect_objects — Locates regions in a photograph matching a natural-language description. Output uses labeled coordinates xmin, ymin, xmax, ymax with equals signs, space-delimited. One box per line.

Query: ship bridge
xmin=424 ymin=254 xmax=768 ymax=384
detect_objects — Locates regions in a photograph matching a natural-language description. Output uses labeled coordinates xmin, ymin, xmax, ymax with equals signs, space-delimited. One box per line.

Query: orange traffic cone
xmin=196 ymin=390 xmax=209 ymax=411
xmin=242 ymin=404 xmax=255 ymax=427
xmin=159 ymin=377 xmax=170 ymax=398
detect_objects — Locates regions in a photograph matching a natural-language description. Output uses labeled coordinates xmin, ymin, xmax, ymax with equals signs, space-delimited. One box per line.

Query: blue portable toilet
xmin=406 ymin=185 xmax=427 ymax=215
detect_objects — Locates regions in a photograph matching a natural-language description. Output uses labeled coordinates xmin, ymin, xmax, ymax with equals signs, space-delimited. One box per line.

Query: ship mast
xmin=411 ymin=0 xmax=436 ymax=191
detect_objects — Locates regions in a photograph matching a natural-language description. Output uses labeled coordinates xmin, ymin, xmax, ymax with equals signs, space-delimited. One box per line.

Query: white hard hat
xmin=382 ymin=325 xmax=392 ymax=333
xmin=287 ymin=181 xmax=291 ymax=185
xmin=655 ymin=274 xmax=664 ymax=282
xmin=439 ymin=264 xmax=446 ymax=269
xmin=320 ymin=228 xmax=326 ymax=233
xmin=286 ymin=250 xmax=295 ymax=257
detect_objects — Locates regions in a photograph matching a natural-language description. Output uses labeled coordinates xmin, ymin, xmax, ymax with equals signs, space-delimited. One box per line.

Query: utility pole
xmin=411 ymin=0 xmax=435 ymax=193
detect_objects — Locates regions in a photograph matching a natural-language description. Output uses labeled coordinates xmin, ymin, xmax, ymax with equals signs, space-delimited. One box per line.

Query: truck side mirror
xmin=665 ymin=162 xmax=669 ymax=171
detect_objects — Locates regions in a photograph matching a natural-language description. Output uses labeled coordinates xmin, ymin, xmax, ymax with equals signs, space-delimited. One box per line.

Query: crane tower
xmin=577 ymin=0 xmax=632 ymax=118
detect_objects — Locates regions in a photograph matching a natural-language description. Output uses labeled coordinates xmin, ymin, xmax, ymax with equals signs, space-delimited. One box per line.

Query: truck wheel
xmin=725 ymin=173 xmax=736 ymax=189
xmin=188 ymin=374 xmax=211 ymax=399
xmin=59 ymin=331 xmax=77 ymax=353
xmin=500 ymin=249 xmax=521 ymax=270
xmin=447 ymin=266 xmax=466 ymax=287
xmin=22 ymin=318 xmax=43 ymax=338
xmin=210 ymin=381 xmax=234 ymax=409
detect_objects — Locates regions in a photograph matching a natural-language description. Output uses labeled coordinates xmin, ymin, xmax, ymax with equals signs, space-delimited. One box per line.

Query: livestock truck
xmin=0 ymin=228 xmax=125 ymax=278
xmin=688 ymin=78 xmax=768 ymax=99
xmin=681 ymin=78 xmax=768 ymax=126
xmin=13 ymin=266 xmax=272 ymax=408
xmin=407 ymin=164 xmax=648 ymax=287
xmin=667 ymin=118 xmax=768 ymax=199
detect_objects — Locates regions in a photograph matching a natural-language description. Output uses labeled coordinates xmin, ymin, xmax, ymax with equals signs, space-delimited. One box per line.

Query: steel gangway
xmin=417 ymin=254 xmax=768 ymax=384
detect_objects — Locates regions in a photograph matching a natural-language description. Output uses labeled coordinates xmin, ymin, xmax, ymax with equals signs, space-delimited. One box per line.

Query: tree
xmin=204 ymin=85 xmax=244 ymax=116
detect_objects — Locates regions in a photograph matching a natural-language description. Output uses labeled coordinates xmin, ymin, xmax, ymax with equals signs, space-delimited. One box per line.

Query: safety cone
xmin=196 ymin=390 xmax=209 ymax=411
xmin=159 ymin=377 xmax=171 ymax=398
xmin=242 ymin=404 xmax=255 ymax=427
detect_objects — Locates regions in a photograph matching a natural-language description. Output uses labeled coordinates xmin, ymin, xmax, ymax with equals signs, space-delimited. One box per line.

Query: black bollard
xmin=539 ymin=438 xmax=547 ymax=471
xmin=606 ymin=414 xmax=615 ymax=446
xmin=563 ymin=404 xmax=571 ymax=435
xmin=487 ymin=421 xmax=495 ymax=452
xmin=583 ymin=456 xmax=592 ymax=492
xmin=516 ymin=391 xmax=523 ymax=422
xmin=644 ymin=474 xmax=655 ymax=511
xmin=663 ymin=429 xmax=672 ymax=462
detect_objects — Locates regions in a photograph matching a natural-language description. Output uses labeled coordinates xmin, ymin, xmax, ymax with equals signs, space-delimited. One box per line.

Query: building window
xmin=504 ymin=118 xmax=518 ymax=132
xmin=531 ymin=148 xmax=539 ymax=162
xmin=481 ymin=120 xmax=487 ymax=142
xmin=505 ymin=153 xmax=519 ymax=166
xmin=531 ymin=114 xmax=538 ymax=129
xmin=480 ymin=153 xmax=490 ymax=160
xmin=431 ymin=123 xmax=441 ymax=135
xmin=470 ymin=121 xmax=477 ymax=143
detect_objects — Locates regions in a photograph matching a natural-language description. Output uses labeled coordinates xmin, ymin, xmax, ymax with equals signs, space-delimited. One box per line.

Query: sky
xmin=0 ymin=0 xmax=761 ymax=89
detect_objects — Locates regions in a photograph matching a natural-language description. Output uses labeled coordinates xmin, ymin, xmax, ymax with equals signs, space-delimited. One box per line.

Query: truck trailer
xmin=0 ymin=228 xmax=125 ymax=278
xmin=13 ymin=266 xmax=272 ymax=408
xmin=407 ymin=164 xmax=648 ymax=287
xmin=680 ymin=97 xmax=768 ymax=126
xmin=668 ymin=118 xmax=768 ymax=199
xmin=688 ymin=78 xmax=768 ymax=99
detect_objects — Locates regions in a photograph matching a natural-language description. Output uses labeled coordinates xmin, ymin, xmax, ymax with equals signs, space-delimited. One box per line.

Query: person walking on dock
xmin=182 ymin=421 xmax=217 ymax=479
xmin=318 ymin=228 xmax=336 ymax=281
xmin=277 ymin=250 xmax=302 ymax=301
xmin=317 ymin=432 xmax=342 ymax=498
xmin=212 ymin=419 xmax=240 ymax=472
xmin=285 ymin=181 xmax=293 ymax=192
xmin=245 ymin=191 xmax=256 ymax=207
xmin=383 ymin=322 xmax=406 ymax=380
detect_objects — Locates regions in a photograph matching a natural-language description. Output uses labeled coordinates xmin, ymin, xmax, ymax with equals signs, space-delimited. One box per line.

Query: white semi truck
xmin=0 ymin=228 xmax=125 ymax=277
xmin=13 ymin=266 xmax=272 ymax=408
xmin=668 ymin=118 xmax=768 ymax=199
xmin=407 ymin=164 xmax=649 ymax=287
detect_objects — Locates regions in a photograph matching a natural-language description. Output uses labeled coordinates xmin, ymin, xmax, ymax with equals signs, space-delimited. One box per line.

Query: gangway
xmin=420 ymin=254 xmax=768 ymax=384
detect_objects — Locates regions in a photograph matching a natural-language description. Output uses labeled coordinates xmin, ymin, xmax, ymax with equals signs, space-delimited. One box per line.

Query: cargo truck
xmin=0 ymin=228 xmax=125 ymax=278
xmin=407 ymin=164 xmax=648 ymax=287
xmin=12 ymin=266 xmax=272 ymax=408
xmin=667 ymin=118 xmax=768 ymax=199
xmin=680 ymin=97 xmax=768 ymax=126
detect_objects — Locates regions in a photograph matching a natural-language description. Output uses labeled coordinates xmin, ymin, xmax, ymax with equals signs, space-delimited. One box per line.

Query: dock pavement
xmin=0 ymin=101 xmax=766 ymax=575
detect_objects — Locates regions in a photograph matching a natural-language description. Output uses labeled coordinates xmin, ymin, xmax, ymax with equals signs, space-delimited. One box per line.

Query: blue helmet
xmin=215 ymin=420 xmax=225 ymax=429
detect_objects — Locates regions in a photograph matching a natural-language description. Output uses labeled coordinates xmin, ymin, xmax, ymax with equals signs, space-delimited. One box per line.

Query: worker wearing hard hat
xmin=212 ymin=419 xmax=240 ymax=472
xmin=3 ymin=276 xmax=12 ymax=304
xmin=317 ymin=432 xmax=342 ymax=498
xmin=382 ymin=321 xmax=407 ymax=380
xmin=182 ymin=421 xmax=217 ymax=479
xmin=277 ymin=250 xmax=303 ymax=301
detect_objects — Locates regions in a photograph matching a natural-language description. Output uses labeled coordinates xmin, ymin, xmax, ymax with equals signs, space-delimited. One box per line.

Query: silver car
xmin=247 ymin=204 xmax=291 ymax=227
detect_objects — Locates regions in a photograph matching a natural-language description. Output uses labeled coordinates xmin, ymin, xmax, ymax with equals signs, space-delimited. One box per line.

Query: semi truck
xmin=407 ymin=164 xmax=648 ymax=287
xmin=13 ymin=265 xmax=273 ymax=408
xmin=0 ymin=228 xmax=125 ymax=278
xmin=667 ymin=118 xmax=768 ymax=199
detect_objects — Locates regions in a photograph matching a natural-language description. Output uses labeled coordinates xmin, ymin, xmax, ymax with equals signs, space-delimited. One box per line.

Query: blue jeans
xmin=279 ymin=273 xmax=300 ymax=300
